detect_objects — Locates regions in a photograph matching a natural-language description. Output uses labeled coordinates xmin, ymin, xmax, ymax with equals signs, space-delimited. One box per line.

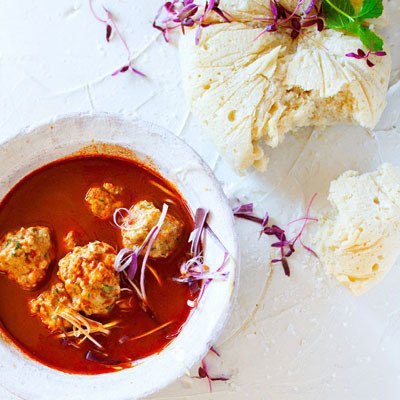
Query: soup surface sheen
xmin=0 ymin=155 xmax=196 ymax=374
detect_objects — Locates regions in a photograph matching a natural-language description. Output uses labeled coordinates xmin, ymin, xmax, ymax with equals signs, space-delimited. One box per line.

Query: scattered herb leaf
xmin=88 ymin=0 xmax=145 ymax=76
xmin=254 ymin=0 xmax=324 ymax=41
xmin=233 ymin=194 xmax=318 ymax=276
xmin=358 ymin=26 xmax=384 ymax=51
xmin=346 ymin=40 xmax=386 ymax=67
xmin=193 ymin=348 xmax=229 ymax=392
xmin=357 ymin=0 xmax=384 ymax=20
xmin=174 ymin=208 xmax=231 ymax=308
xmin=322 ymin=0 xmax=385 ymax=51
xmin=153 ymin=0 xmax=233 ymax=45
xmin=323 ymin=0 xmax=355 ymax=28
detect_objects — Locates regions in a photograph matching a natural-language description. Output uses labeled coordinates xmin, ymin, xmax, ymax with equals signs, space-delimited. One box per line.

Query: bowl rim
xmin=0 ymin=112 xmax=240 ymax=400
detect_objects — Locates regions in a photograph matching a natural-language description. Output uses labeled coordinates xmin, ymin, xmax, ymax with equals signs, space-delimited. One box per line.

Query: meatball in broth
xmin=85 ymin=183 xmax=123 ymax=219
xmin=0 ymin=226 xmax=54 ymax=289
xmin=121 ymin=200 xmax=183 ymax=258
xmin=58 ymin=241 xmax=120 ymax=315
xmin=29 ymin=283 xmax=72 ymax=332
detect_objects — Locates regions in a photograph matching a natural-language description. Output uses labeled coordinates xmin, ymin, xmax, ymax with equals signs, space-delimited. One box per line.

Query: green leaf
xmin=345 ymin=20 xmax=360 ymax=34
xmin=323 ymin=0 xmax=356 ymax=29
xmin=358 ymin=26 xmax=384 ymax=51
xmin=357 ymin=0 xmax=384 ymax=21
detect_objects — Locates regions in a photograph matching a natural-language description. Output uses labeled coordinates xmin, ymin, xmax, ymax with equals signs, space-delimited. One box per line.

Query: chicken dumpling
xmin=121 ymin=200 xmax=183 ymax=258
xmin=29 ymin=283 xmax=72 ymax=332
xmin=58 ymin=241 xmax=120 ymax=315
xmin=0 ymin=226 xmax=54 ymax=289
xmin=85 ymin=183 xmax=123 ymax=219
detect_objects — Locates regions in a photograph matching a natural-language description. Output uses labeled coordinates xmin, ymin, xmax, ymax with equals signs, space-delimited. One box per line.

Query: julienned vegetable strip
xmin=139 ymin=204 xmax=169 ymax=304
xmin=113 ymin=203 xmax=169 ymax=304
xmin=176 ymin=208 xmax=231 ymax=308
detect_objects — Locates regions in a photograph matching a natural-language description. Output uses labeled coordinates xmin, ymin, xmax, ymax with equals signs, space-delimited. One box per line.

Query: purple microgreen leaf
xmin=194 ymin=356 xmax=229 ymax=392
xmin=366 ymin=59 xmax=375 ymax=67
xmin=263 ymin=227 xmax=279 ymax=235
xmin=89 ymin=1 xmax=145 ymax=77
xmin=198 ymin=366 xmax=207 ymax=378
xmin=291 ymin=29 xmax=300 ymax=39
xmin=372 ymin=51 xmax=387 ymax=57
xmin=252 ymin=0 xmax=327 ymax=42
xmin=301 ymin=19 xmax=318 ymax=27
xmin=261 ymin=212 xmax=269 ymax=228
xmin=202 ymin=360 xmax=213 ymax=392
xmin=305 ymin=0 xmax=316 ymax=15
xmin=112 ymin=65 xmax=129 ymax=76
xmin=285 ymin=247 xmax=295 ymax=258
xmin=106 ymin=24 xmax=112 ymax=41
xmin=120 ymin=65 xmax=129 ymax=72
xmin=233 ymin=203 xmax=264 ymax=224
xmin=266 ymin=23 xmax=278 ymax=32
xmin=357 ymin=48 xmax=366 ymax=57
xmin=211 ymin=376 xmax=230 ymax=381
xmin=210 ymin=346 xmax=220 ymax=357
xmin=346 ymin=52 xmax=362 ymax=59
xmin=270 ymin=0 xmax=279 ymax=19
xmin=232 ymin=203 xmax=254 ymax=214
xmin=130 ymin=64 xmax=146 ymax=77
xmin=233 ymin=194 xmax=318 ymax=278
xmin=282 ymin=258 xmax=290 ymax=276
xmin=213 ymin=7 xmax=232 ymax=23
xmin=153 ymin=0 xmax=231 ymax=45
xmin=292 ymin=19 xmax=301 ymax=30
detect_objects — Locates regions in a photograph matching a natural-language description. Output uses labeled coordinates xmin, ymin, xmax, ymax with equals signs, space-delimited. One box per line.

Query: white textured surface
xmin=1 ymin=1 xmax=400 ymax=399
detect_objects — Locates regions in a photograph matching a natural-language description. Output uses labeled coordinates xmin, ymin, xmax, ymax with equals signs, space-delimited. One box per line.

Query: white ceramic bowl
xmin=0 ymin=114 xmax=239 ymax=400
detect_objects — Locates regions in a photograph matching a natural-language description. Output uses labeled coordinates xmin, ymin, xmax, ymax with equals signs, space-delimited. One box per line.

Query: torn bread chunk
xmin=318 ymin=164 xmax=400 ymax=295
xmin=180 ymin=21 xmax=391 ymax=173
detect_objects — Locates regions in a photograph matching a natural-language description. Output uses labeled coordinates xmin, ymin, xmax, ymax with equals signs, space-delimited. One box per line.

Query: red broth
xmin=0 ymin=155 xmax=197 ymax=374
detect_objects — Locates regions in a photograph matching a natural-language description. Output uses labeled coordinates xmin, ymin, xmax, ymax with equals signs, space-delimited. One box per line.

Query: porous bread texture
xmin=318 ymin=163 xmax=400 ymax=295
xmin=180 ymin=23 xmax=391 ymax=172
